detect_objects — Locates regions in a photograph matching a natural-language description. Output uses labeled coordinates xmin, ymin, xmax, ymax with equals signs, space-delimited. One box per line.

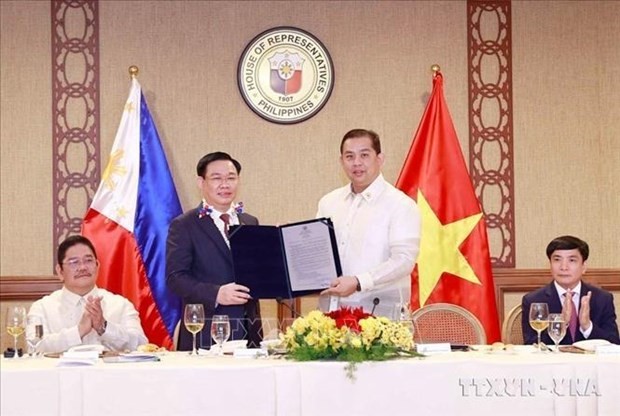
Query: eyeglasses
xmin=206 ymin=176 xmax=239 ymax=186
xmin=62 ymin=257 xmax=97 ymax=270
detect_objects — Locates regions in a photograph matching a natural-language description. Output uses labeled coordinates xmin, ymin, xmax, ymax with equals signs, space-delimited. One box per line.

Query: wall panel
xmin=1 ymin=1 xmax=619 ymax=277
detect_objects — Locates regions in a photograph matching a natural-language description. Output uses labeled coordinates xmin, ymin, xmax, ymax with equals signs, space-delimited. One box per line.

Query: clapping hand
xmin=78 ymin=296 xmax=105 ymax=338
xmin=78 ymin=310 xmax=93 ymax=339
xmin=579 ymin=291 xmax=592 ymax=331
xmin=84 ymin=296 xmax=106 ymax=334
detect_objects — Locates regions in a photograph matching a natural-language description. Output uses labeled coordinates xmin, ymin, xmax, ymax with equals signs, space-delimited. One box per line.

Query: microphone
xmin=276 ymin=297 xmax=302 ymax=318
xmin=370 ymin=297 xmax=380 ymax=315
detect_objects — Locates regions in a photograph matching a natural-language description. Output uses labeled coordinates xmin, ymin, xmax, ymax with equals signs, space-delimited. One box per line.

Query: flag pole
xmin=129 ymin=65 xmax=139 ymax=79
xmin=431 ymin=64 xmax=440 ymax=75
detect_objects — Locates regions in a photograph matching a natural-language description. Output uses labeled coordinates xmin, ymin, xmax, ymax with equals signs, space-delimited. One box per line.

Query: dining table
xmin=1 ymin=347 xmax=619 ymax=416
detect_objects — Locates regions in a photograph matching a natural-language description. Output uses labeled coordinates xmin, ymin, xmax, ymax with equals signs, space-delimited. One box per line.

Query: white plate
xmin=470 ymin=344 xmax=536 ymax=354
xmin=222 ymin=340 xmax=248 ymax=352
xmin=198 ymin=340 xmax=248 ymax=355
xmin=573 ymin=339 xmax=611 ymax=352
xmin=260 ymin=339 xmax=283 ymax=349
xmin=468 ymin=345 xmax=491 ymax=352
xmin=511 ymin=345 xmax=537 ymax=353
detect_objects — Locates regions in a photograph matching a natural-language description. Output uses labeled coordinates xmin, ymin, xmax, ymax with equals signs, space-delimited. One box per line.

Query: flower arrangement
xmin=282 ymin=307 xmax=420 ymax=366
xmin=198 ymin=200 xmax=244 ymax=218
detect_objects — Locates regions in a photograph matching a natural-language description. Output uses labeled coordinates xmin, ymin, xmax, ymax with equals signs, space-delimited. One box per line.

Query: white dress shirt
xmin=317 ymin=174 xmax=421 ymax=317
xmin=27 ymin=286 xmax=148 ymax=353
xmin=210 ymin=208 xmax=240 ymax=247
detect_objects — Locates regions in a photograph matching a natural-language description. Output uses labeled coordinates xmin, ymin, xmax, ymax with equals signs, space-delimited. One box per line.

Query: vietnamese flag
xmin=396 ymin=70 xmax=501 ymax=342
xmin=82 ymin=77 xmax=182 ymax=349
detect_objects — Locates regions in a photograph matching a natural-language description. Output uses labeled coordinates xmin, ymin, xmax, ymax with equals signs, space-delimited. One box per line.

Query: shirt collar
xmin=209 ymin=208 xmax=238 ymax=224
xmin=61 ymin=286 xmax=99 ymax=305
xmin=346 ymin=173 xmax=386 ymax=203
xmin=554 ymin=280 xmax=582 ymax=298
xmin=210 ymin=207 xmax=236 ymax=217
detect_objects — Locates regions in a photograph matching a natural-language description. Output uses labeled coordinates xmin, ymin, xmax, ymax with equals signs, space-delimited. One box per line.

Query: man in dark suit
xmin=166 ymin=152 xmax=262 ymax=351
xmin=522 ymin=235 xmax=619 ymax=346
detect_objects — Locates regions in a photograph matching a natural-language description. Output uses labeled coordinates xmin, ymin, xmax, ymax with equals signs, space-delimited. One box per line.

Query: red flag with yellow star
xmin=396 ymin=71 xmax=500 ymax=342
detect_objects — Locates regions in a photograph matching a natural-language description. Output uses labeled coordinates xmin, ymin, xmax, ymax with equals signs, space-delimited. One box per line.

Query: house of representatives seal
xmin=238 ymin=26 xmax=335 ymax=124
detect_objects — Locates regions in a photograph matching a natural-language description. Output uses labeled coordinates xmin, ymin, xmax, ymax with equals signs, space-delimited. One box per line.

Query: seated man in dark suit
xmin=522 ymin=235 xmax=619 ymax=345
xmin=166 ymin=152 xmax=262 ymax=350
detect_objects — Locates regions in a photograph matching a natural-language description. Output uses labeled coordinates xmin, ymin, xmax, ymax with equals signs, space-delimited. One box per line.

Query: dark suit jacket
xmin=166 ymin=207 xmax=262 ymax=351
xmin=521 ymin=281 xmax=620 ymax=345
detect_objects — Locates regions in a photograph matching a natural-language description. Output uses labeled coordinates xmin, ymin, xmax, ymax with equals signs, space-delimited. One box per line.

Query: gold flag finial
xmin=129 ymin=65 xmax=139 ymax=78
xmin=431 ymin=64 xmax=441 ymax=74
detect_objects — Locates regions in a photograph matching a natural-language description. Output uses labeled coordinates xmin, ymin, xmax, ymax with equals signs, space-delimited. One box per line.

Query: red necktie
xmin=220 ymin=213 xmax=230 ymax=237
xmin=566 ymin=291 xmax=578 ymax=341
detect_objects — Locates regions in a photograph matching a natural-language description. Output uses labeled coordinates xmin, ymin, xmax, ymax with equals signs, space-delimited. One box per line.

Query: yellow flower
xmin=350 ymin=334 xmax=362 ymax=348
xmin=290 ymin=316 xmax=309 ymax=333
xmin=283 ymin=309 xmax=417 ymax=363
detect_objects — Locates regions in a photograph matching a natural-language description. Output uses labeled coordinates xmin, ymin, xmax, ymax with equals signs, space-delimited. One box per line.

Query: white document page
xmin=280 ymin=220 xmax=337 ymax=292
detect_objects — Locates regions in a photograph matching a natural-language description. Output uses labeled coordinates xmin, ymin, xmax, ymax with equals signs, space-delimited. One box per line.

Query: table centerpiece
xmin=281 ymin=307 xmax=422 ymax=379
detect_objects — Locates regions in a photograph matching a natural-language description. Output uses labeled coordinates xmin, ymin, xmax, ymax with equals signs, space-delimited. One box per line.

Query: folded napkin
xmin=416 ymin=343 xmax=451 ymax=354
xmin=102 ymin=353 xmax=160 ymax=363
xmin=58 ymin=350 xmax=99 ymax=366
xmin=67 ymin=344 xmax=106 ymax=354
xmin=56 ymin=344 xmax=106 ymax=366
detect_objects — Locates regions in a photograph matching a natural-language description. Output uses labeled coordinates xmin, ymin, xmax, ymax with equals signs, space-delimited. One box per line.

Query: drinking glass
xmin=529 ymin=302 xmax=549 ymax=352
xmin=393 ymin=303 xmax=415 ymax=341
xmin=26 ymin=315 xmax=44 ymax=357
xmin=6 ymin=306 xmax=27 ymax=356
xmin=210 ymin=315 xmax=231 ymax=356
xmin=184 ymin=304 xmax=205 ymax=356
xmin=547 ymin=313 xmax=566 ymax=353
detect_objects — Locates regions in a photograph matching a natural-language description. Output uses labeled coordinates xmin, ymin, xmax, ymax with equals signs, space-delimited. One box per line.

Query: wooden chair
xmin=411 ymin=303 xmax=486 ymax=345
xmin=501 ymin=304 xmax=523 ymax=345
xmin=277 ymin=297 xmax=301 ymax=332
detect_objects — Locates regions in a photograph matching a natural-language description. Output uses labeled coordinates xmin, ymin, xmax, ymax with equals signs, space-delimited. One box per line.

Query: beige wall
xmin=1 ymin=0 xmax=52 ymax=272
xmin=1 ymin=0 xmax=619 ymax=277
xmin=512 ymin=0 xmax=620 ymax=269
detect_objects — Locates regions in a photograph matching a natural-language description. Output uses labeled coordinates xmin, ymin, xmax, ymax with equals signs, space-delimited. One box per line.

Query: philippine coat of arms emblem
xmin=269 ymin=51 xmax=304 ymax=96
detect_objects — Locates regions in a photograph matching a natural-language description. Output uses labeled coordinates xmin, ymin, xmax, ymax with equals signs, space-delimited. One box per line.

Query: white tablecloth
xmin=1 ymin=351 xmax=619 ymax=416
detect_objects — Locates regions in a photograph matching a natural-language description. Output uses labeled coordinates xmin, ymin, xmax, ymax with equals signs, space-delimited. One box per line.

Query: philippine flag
xmin=82 ymin=77 xmax=182 ymax=350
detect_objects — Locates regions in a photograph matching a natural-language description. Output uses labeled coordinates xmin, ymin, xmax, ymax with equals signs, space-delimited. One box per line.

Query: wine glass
xmin=547 ymin=313 xmax=566 ymax=353
xmin=210 ymin=315 xmax=231 ymax=356
xmin=6 ymin=306 xmax=27 ymax=357
xmin=529 ymin=302 xmax=549 ymax=352
xmin=184 ymin=304 xmax=205 ymax=356
xmin=26 ymin=315 xmax=44 ymax=357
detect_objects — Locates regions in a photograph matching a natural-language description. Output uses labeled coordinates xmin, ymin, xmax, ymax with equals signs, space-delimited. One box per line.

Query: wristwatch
xmin=96 ymin=320 xmax=107 ymax=336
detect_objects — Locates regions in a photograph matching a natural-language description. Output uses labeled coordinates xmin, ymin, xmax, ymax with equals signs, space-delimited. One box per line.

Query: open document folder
xmin=229 ymin=217 xmax=342 ymax=299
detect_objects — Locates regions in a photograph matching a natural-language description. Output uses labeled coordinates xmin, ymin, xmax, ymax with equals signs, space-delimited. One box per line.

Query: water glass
xmin=393 ymin=303 xmax=415 ymax=340
xmin=26 ymin=315 xmax=44 ymax=357
xmin=210 ymin=315 xmax=231 ymax=356
xmin=547 ymin=313 xmax=566 ymax=353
